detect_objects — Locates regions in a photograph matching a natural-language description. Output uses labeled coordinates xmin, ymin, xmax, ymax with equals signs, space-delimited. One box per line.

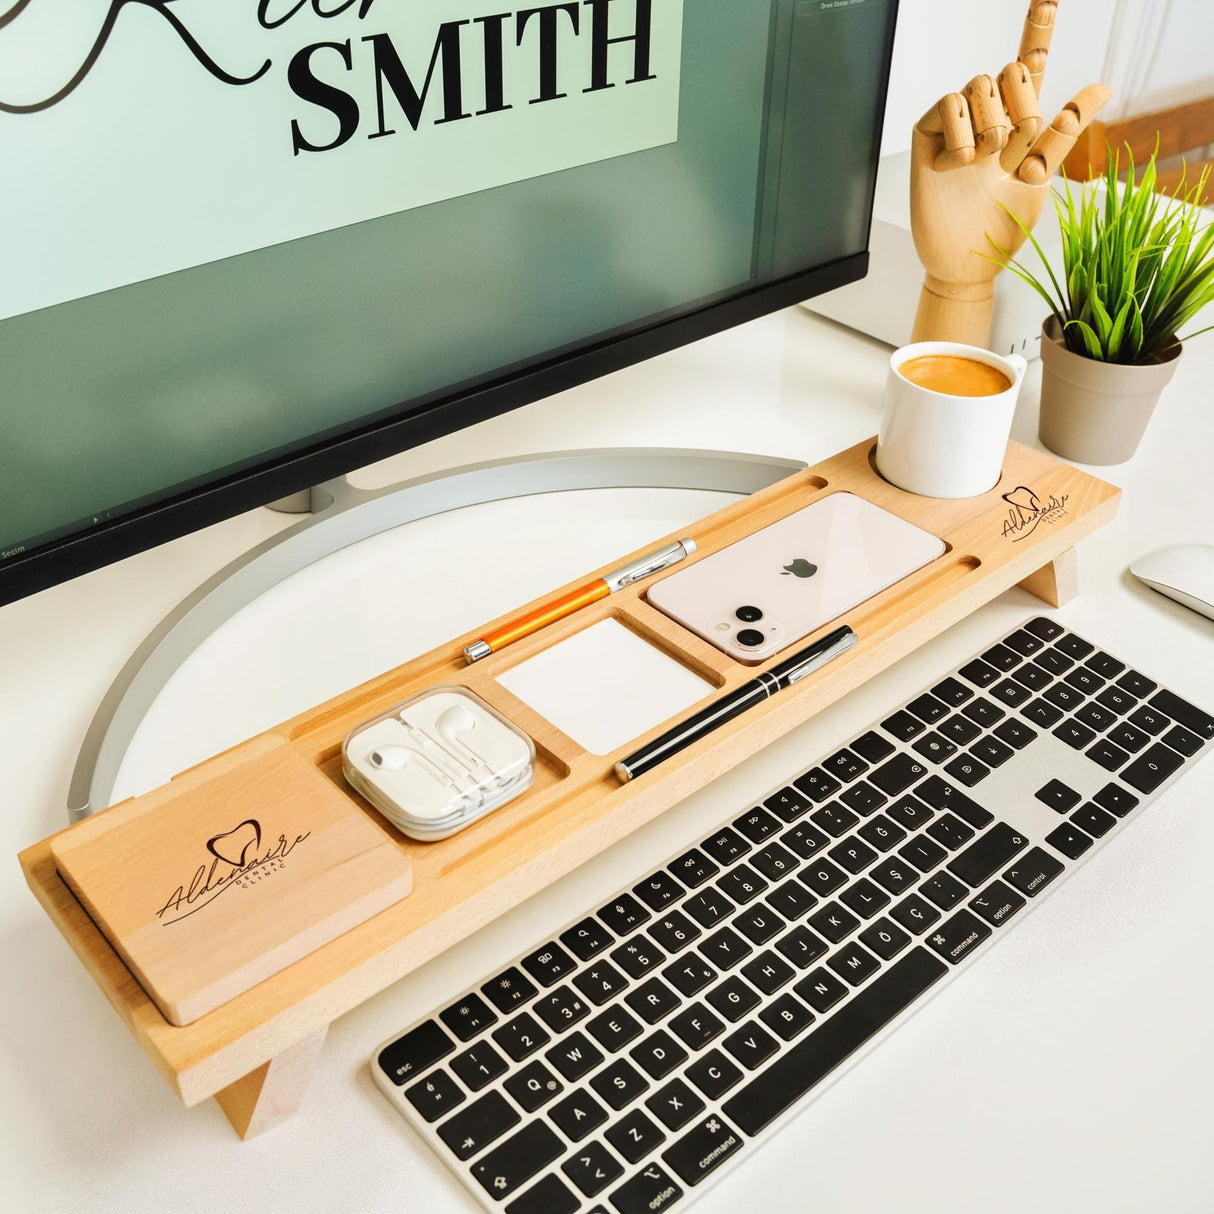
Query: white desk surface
xmin=2 ymin=307 xmax=1212 ymax=1214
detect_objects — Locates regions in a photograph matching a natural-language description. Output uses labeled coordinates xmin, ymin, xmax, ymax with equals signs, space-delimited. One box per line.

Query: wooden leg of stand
xmin=1017 ymin=547 xmax=1079 ymax=607
xmin=214 ymin=1025 xmax=328 ymax=1139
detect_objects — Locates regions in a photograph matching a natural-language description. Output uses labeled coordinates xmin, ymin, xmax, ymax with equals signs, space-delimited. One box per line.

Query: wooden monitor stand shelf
xmin=18 ymin=438 xmax=1118 ymax=1139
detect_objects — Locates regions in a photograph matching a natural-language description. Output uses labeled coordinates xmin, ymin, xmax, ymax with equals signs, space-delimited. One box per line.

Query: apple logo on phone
xmin=781 ymin=559 xmax=818 ymax=579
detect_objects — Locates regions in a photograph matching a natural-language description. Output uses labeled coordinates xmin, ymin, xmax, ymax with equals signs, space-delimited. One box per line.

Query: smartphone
xmin=646 ymin=492 xmax=946 ymax=664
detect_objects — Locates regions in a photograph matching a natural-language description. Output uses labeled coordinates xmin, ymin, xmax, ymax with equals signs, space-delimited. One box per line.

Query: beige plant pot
xmin=1038 ymin=314 xmax=1182 ymax=465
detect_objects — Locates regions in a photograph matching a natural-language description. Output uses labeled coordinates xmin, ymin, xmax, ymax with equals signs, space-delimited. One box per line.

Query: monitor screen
xmin=0 ymin=0 xmax=897 ymax=605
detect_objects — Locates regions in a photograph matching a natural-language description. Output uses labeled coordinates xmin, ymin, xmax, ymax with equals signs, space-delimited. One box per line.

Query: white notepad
xmin=497 ymin=619 xmax=712 ymax=755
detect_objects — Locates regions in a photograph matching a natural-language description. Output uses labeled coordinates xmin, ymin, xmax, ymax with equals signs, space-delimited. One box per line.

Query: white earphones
xmin=436 ymin=704 xmax=494 ymax=776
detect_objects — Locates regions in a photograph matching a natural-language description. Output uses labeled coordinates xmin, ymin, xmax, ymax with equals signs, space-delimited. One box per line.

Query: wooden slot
xmin=18 ymin=437 xmax=1120 ymax=1135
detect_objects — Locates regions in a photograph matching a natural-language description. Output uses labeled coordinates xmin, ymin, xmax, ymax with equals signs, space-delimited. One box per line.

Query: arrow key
xmin=562 ymin=1139 xmax=624 ymax=1197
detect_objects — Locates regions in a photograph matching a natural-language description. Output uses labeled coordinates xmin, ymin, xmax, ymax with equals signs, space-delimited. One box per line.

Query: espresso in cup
xmin=898 ymin=354 xmax=1011 ymax=397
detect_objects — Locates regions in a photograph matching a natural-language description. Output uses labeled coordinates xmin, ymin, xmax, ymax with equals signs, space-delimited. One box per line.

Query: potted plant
xmin=996 ymin=149 xmax=1214 ymax=465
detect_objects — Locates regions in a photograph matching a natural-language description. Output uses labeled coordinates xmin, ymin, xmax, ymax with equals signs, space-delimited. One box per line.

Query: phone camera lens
xmin=735 ymin=605 xmax=763 ymax=623
xmin=736 ymin=628 xmax=766 ymax=648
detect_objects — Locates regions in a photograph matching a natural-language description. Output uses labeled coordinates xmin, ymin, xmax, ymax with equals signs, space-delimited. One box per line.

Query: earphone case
xmin=343 ymin=687 xmax=535 ymax=841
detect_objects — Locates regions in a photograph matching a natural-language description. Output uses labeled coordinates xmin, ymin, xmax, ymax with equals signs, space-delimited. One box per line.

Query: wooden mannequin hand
xmin=910 ymin=0 xmax=1110 ymax=346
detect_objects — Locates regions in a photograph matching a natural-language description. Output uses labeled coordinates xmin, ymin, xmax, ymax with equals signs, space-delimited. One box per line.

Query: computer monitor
xmin=0 ymin=0 xmax=898 ymax=608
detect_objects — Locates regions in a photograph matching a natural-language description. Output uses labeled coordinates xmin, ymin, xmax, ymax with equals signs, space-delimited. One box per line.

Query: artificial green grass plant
xmin=995 ymin=149 xmax=1214 ymax=364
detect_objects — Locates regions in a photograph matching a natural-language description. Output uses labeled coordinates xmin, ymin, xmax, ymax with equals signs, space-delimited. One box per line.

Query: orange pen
xmin=463 ymin=538 xmax=696 ymax=662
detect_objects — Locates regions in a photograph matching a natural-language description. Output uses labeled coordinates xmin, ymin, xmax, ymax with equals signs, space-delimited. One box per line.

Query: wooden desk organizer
xmin=19 ymin=438 xmax=1119 ymax=1139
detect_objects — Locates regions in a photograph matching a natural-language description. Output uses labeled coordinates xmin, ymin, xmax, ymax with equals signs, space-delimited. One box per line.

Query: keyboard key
xmin=794 ymin=767 xmax=843 ymax=802
xmin=898 ymin=835 xmax=947 ymax=873
xmin=828 ymin=835 xmax=878 ymax=873
xmin=522 ymin=944 xmax=578 ymax=988
xmin=717 ymin=865 xmax=768 ymax=904
xmin=1087 ymin=738 xmax=1130 ymax=772
xmin=635 ymin=871 xmax=685 ymax=912
xmin=932 ymin=676 xmax=974 ymax=706
xmin=574 ymin=963 xmax=631 ymax=1006
xmin=686 ymin=1048 xmax=743 ymax=1100
xmin=725 ymin=950 xmax=947 ymax=1134
xmin=1011 ymin=662 xmax=1052 ymax=692
xmin=765 ymin=876 xmax=818 ymax=919
xmin=549 ymin=1088 xmax=609 ymax=1141
xmin=925 ymin=909 xmax=991 ymax=964
xmin=859 ymin=917 xmax=911 ymax=959
xmin=482 ymin=967 xmax=539 ymax=1014
xmin=625 ymin=978 xmax=681 ymax=1024
xmin=990 ymin=679 xmax=1032 ymax=708
xmin=858 ymin=813 xmax=908 ymax=852
xmin=723 ymin=1022 xmax=779 ymax=1069
xmin=561 ymin=919 xmax=615 ymax=962
xmin=598 ymin=895 xmax=651 ymax=936
xmin=612 ymin=936 xmax=665 ymax=980
xmin=441 ymin=994 xmax=499 ymax=1041
xmin=506 ymin=1061 xmax=565 ymax=1111
xmin=764 ymin=786 xmax=812 ymax=822
xmin=1003 ymin=847 xmax=1064 ymax=897
xmin=1093 ymin=783 xmax=1139 ymax=817
xmin=439 ymin=1090 xmax=521 ymax=1159
xmin=1121 ymin=742 xmax=1185 ymax=793
xmin=668 ymin=1004 xmax=725 ymax=1051
xmin=962 ymin=696 xmax=1005 ymax=727
xmin=982 ymin=644 xmax=1021 ymax=672
xmin=608 ymin=1162 xmax=684 ymax=1214
xmin=869 ymin=857 xmax=918 ymax=896
xmin=1036 ymin=778 xmax=1081 ymax=813
xmin=494 ymin=1013 xmax=552 ymax=1062
xmin=471 ymin=1120 xmax=565 ymax=1200
xmin=1163 ymin=724 xmax=1204 ymax=756
xmin=1117 ymin=670 xmax=1157 ymax=698
xmin=701 ymin=828 xmax=749 ymax=866
xmin=562 ymin=1139 xmax=624 ymax=1195
xmin=827 ymin=941 xmax=881 ymax=986
xmin=706 ymin=975 xmax=761 ymax=1022
xmin=968 ymin=880 xmax=1025 ymax=927
xmin=508 ymin=1174 xmax=580 ymax=1214
xmin=649 ymin=911 xmax=701 ymax=954
xmin=406 ymin=1069 xmax=465 ymax=1122
xmin=1045 ymin=823 xmax=1093 ymax=860
xmin=662 ymin=954 xmax=716 ymax=998
xmin=886 ymin=794 xmax=935 ymax=831
xmin=699 ymin=927 xmax=752 ymax=971
xmin=943 ymin=755 xmax=990 ymax=787
xmin=959 ymin=658 xmax=1000 ymax=688
xmin=646 ymin=1079 xmax=707 ymax=1131
xmin=913 ymin=731 xmax=958 ymax=763
xmin=800 ymin=857 xmax=849 ymax=897
xmin=1150 ymin=689 xmax=1214 ymax=739
xmin=760 ymin=992 xmax=817 ymax=1040
xmin=751 ymin=842 xmax=800 ymax=882
xmin=1064 ymin=666 xmax=1105 ymax=696
xmin=881 ymin=709 xmax=926 ymax=741
xmin=591 ymin=1059 xmax=650 ymax=1110
xmin=1053 ymin=720 xmax=1096 ymax=750
xmin=971 ymin=736 xmax=1015 ymax=768
xmin=740 ymin=950 xmax=796 ymax=995
xmin=994 ymin=718 xmax=1037 ymax=749
xmin=1024 ymin=616 xmax=1064 ymax=641
xmin=733 ymin=905 xmax=785 ymax=945
xmin=535 ymin=987 xmax=592 ymax=1034
xmin=839 ymin=878 xmax=890 ymax=919
xmin=1075 ymin=702 xmax=1117 ymax=732
xmin=793 ymin=967 xmax=849 ymax=1013
xmin=734 ymin=807 xmax=781 ymax=843
xmin=926 ymin=812 xmax=975 ymax=851
xmin=890 ymin=893 xmax=941 ymax=934
xmin=1128 ymin=705 xmax=1170 ymax=736
xmin=811 ymin=802 xmax=860 ymax=837
xmin=1035 ymin=648 xmax=1075 ymax=675
xmin=1097 ymin=685 xmax=1138 ymax=715
xmin=869 ymin=752 xmax=929 ymax=796
xmin=1044 ymin=682 xmax=1085 ymax=712
xmin=809 ymin=901 xmax=860 ymax=943
xmin=1004 ymin=629 xmax=1044 ymax=656
xmin=852 ymin=730 xmax=896 ymax=762
xmin=908 ymin=693 xmax=950 ymax=723
xmin=775 ymin=925 xmax=829 ymax=968
xmin=782 ymin=821 xmax=831 ymax=859
xmin=947 ymin=823 xmax=1029 ymax=887
xmin=920 ymin=871 xmax=969 ymax=910
xmin=1022 ymin=698 xmax=1064 ymax=727
xmin=1071 ymin=803 xmax=1117 ymax=838
xmin=547 ymin=1032 xmax=605 ymax=1082
xmin=378 ymin=1019 xmax=455 ymax=1085
xmin=629 ymin=1031 xmax=687 ymax=1080
xmin=452 ymin=1041 xmax=509 ymax=1091
xmin=1085 ymin=651 xmax=1125 ymax=679
xmin=587 ymin=1007 xmax=643 ymax=1053
xmin=839 ymin=780 xmax=889 ymax=816
xmin=823 ymin=748 xmax=868 ymax=782
xmin=1055 ymin=633 xmax=1094 ymax=660
xmin=939 ymin=713 xmax=982 ymax=745
xmin=682 ymin=889 xmax=733 ymax=929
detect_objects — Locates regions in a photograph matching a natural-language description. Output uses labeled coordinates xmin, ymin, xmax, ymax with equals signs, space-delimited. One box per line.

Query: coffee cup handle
xmin=1007 ymin=353 xmax=1029 ymax=385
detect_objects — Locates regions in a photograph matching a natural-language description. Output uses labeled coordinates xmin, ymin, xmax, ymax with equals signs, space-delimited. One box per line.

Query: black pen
xmin=615 ymin=625 xmax=858 ymax=782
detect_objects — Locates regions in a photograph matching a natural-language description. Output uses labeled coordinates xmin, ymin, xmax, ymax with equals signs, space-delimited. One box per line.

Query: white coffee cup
xmin=876 ymin=342 xmax=1028 ymax=499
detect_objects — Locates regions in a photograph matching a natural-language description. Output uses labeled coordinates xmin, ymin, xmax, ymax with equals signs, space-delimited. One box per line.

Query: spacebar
xmin=722 ymin=948 xmax=948 ymax=1136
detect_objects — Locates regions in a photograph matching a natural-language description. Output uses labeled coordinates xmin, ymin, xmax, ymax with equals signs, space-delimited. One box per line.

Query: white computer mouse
xmin=1130 ymin=544 xmax=1214 ymax=622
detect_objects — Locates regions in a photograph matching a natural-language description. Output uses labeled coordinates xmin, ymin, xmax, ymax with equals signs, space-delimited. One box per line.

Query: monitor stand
xmin=67 ymin=447 xmax=805 ymax=821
